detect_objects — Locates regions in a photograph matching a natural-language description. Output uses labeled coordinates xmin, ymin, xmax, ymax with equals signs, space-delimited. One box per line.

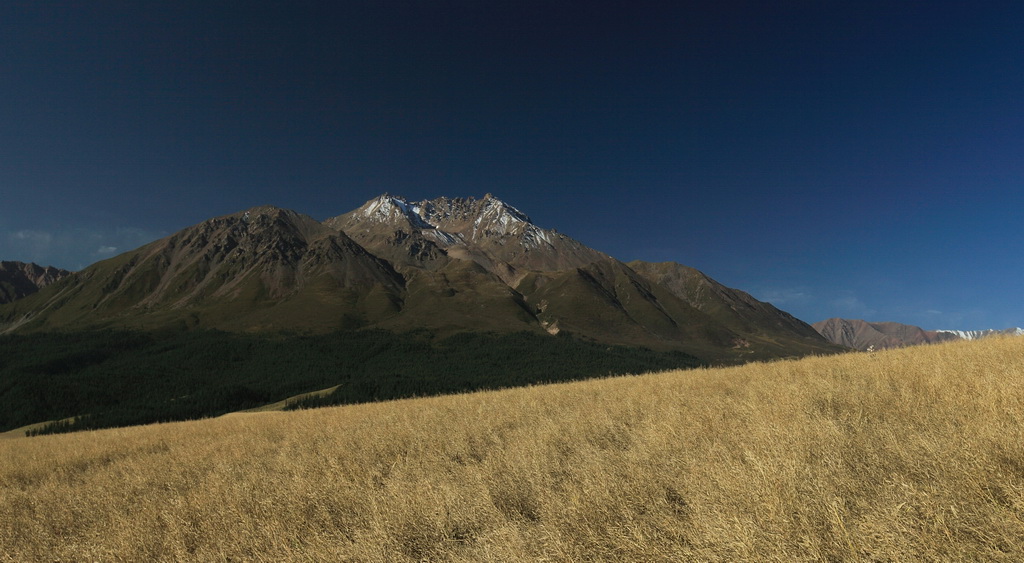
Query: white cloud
xmin=830 ymin=293 xmax=877 ymax=319
xmin=11 ymin=229 xmax=52 ymax=244
xmin=6 ymin=230 xmax=54 ymax=263
xmin=753 ymin=287 xmax=813 ymax=306
xmin=1 ymin=226 xmax=164 ymax=270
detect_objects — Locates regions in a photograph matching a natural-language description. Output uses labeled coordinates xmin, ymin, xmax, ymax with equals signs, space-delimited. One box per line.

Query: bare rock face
xmin=0 ymin=261 xmax=71 ymax=304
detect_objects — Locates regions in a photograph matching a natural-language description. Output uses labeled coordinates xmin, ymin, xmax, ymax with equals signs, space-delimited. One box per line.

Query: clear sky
xmin=2 ymin=2 xmax=1022 ymax=330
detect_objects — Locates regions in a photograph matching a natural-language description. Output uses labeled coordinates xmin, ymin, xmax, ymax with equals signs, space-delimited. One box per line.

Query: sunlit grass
xmin=2 ymin=337 xmax=1024 ymax=561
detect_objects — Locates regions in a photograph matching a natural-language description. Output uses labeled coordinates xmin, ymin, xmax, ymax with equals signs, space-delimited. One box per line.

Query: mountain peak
xmin=325 ymin=194 xmax=609 ymax=281
xmin=330 ymin=193 xmax=546 ymax=251
xmin=353 ymin=195 xmax=433 ymax=229
xmin=0 ymin=261 xmax=72 ymax=304
xmin=229 ymin=205 xmax=306 ymax=224
xmin=345 ymin=193 xmax=534 ymax=234
xmin=474 ymin=194 xmax=532 ymax=233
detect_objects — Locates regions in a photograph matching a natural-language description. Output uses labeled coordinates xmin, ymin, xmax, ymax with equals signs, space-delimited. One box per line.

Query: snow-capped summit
xmin=328 ymin=194 xmax=541 ymax=245
xmin=348 ymin=193 xmax=536 ymax=241
xmin=352 ymin=194 xmax=442 ymax=233
xmin=934 ymin=328 xmax=1024 ymax=340
xmin=324 ymin=194 xmax=609 ymax=279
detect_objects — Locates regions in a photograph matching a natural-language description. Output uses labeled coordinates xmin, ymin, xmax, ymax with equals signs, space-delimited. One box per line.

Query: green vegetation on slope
xmin=0 ymin=329 xmax=702 ymax=436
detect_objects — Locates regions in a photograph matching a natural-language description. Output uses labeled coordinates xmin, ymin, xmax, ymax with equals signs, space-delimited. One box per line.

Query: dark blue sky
xmin=2 ymin=2 xmax=1022 ymax=329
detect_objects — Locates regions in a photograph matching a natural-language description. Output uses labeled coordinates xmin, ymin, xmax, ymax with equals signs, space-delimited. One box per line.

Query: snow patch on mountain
xmin=359 ymin=193 xmax=551 ymax=250
xmin=424 ymin=229 xmax=461 ymax=245
xmin=935 ymin=328 xmax=1024 ymax=340
xmin=521 ymin=224 xmax=553 ymax=249
xmin=359 ymin=195 xmax=450 ymax=233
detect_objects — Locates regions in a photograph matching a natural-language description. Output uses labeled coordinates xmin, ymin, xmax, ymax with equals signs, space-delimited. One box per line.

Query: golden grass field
xmin=2 ymin=336 xmax=1024 ymax=561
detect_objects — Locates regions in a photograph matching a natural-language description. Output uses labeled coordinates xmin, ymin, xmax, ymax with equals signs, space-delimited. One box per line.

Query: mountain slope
xmin=628 ymin=261 xmax=821 ymax=337
xmin=628 ymin=261 xmax=834 ymax=358
xmin=0 ymin=207 xmax=405 ymax=333
xmin=515 ymin=258 xmax=738 ymax=352
xmin=0 ymin=261 xmax=71 ymax=304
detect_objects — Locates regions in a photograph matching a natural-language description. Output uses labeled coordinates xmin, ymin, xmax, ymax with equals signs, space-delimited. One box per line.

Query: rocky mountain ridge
xmin=0 ymin=207 xmax=404 ymax=333
xmin=0 ymin=261 xmax=72 ymax=304
xmin=326 ymin=194 xmax=610 ymax=284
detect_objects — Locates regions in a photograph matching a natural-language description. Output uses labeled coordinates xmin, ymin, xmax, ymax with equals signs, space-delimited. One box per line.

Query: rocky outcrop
xmin=0 ymin=261 xmax=71 ymax=304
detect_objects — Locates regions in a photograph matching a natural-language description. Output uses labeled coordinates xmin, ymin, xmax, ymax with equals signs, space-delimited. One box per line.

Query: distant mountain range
xmin=813 ymin=318 xmax=1024 ymax=350
xmin=933 ymin=328 xmax=1024 ymax=341
xmin=0 ymin=194 xmax=840 ymax=363
xmin=0 ymin=261 xmax=71 ymax=304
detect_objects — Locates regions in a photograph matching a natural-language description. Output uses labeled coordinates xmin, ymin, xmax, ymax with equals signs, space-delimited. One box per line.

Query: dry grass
xmin=3 ymin=337 xmax=1024 ymax=561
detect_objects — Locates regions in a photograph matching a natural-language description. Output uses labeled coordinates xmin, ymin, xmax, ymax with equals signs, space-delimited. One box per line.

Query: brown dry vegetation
xmin=3 ymin=337 xmax=1024 ymax=561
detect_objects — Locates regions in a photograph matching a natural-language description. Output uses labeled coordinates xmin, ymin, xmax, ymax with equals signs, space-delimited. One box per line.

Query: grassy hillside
xmin=3 ymin=337 xmax=1024 ymax=560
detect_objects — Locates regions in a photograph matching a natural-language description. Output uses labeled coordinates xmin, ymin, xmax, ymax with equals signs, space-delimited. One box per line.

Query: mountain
xmin=0 ymin=195 xmax=840 ymax=363
xmin=0 ymin=261 xmax=71 ymax=304
xmin=813 ymin=318 xmax=965 ymax=350
xmin=0 ymin=207 xmax=404 ymax=333
xmin=328 ymin=194 xmax=837 ymax=360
